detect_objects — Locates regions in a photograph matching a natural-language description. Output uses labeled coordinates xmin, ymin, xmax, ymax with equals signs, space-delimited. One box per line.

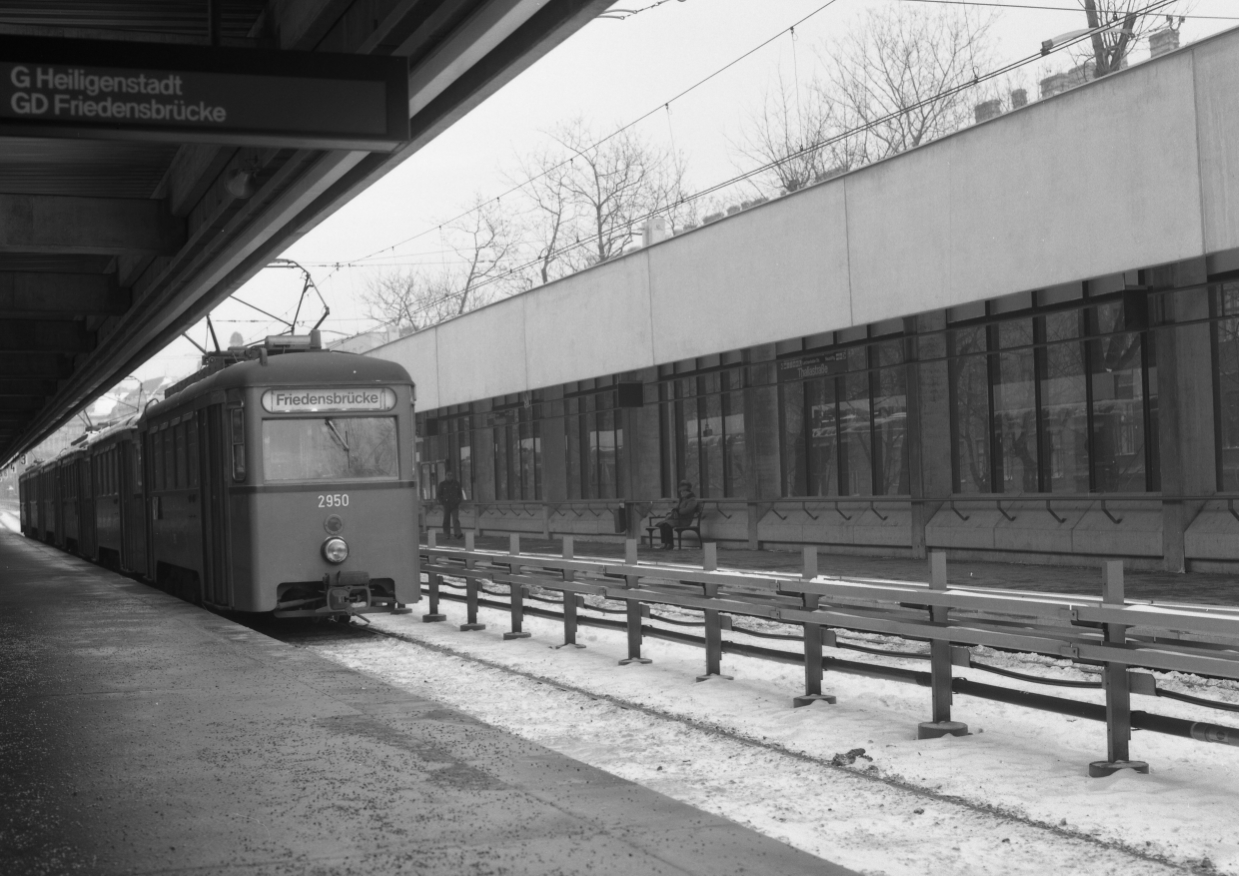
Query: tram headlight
xmin=322 ymin=537 xmax=349 ymax=564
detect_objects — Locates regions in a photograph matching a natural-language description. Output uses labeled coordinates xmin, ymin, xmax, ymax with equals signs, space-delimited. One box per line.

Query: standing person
xmin=657 ymin=480 xmax=700 ymax=549
xmin=436 ymin=466 xmax=464 ymax=540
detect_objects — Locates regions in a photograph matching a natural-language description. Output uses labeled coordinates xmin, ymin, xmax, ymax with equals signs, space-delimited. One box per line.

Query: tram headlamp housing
xmin=322 ymin=537 xmax=349 ymax=564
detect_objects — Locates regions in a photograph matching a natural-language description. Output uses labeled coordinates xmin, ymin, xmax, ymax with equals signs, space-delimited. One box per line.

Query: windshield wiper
xmin=324 ymin=419 xmax=350 ymax=452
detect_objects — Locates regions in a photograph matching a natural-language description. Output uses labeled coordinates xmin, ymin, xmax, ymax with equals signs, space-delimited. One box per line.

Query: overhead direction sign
xmin=0 ymin=36 xmax=409 ymax=151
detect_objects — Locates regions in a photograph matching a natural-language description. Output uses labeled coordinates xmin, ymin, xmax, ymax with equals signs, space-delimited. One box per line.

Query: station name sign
xmin=778 ymin=351 xmax=849 ymax=382
xmin=262 ymin=388 xmax=398 ymax=414
xmin=0 ymin=36 xmax=409 ymax=151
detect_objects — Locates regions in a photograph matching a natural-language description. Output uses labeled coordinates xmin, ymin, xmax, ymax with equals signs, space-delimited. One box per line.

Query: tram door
xmin=200 ymin=406 xmax=231 ymax=607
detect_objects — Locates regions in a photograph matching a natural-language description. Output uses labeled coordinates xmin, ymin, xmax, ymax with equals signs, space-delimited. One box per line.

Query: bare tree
xmin=737 ymin=6 xmax=994 ymax=195
xmin=735 ymin=71 xmax=836 ymax=195
xmin=363 ymin=197 xmax=518 ymax=334
xmin=362 ymin=269 xmax=456 ymax=336
xmin=1077 ymin=2 xmax=1182 ymax=77
xmin=518 ymin=118 xmax=690 ymax=280
xmin=824 ymin=6 xmax=996 ymax=161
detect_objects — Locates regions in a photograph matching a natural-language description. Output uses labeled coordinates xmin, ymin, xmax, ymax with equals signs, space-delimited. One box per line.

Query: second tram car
xmin=17 ymin=338 xmax=420 ymax=620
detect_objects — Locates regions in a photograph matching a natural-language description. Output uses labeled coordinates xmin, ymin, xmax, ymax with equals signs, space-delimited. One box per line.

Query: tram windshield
xmin=262 ymin=417 xmax=398 ymax=482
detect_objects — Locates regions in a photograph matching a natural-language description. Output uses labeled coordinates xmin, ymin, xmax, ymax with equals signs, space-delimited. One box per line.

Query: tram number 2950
xmin=318 ymin=494 xmax=350 ymax=508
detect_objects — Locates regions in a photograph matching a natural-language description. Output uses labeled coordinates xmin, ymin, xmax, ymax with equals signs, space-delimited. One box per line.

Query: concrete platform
xmin=0 ymin=531 xmax=850 ymax=876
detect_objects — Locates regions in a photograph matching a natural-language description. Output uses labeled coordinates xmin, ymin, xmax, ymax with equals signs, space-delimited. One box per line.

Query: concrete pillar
xmin=744 ymin=345 xmax=780 ymax=548
xmin=912 ymin=311 xmax=953 ymax=558
xmin=630 ymin=368 xmax=662 ymax=501
xmin=540 ymin=388 xmax=566 ymax=504
xmin=1155 ymin=276 xmax=1214 ymax=572
xmin=473 ymin=399 xmax=495 ymax=505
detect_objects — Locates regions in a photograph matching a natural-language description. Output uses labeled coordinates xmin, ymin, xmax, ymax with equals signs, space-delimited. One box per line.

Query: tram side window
xmin=187 ymin=415 xmax=199 ymax=488
xmin=175 ymin=421 xmax=188 ymax=488
xmin=153 ymin=431 xmax=165 ymax=491
xmin=231 ymin=408 xmax=246 ymax=481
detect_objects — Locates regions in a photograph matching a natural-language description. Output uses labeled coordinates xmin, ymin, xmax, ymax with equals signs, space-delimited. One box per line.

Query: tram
xmin=19 ymin=336 xmax=420 ymax=619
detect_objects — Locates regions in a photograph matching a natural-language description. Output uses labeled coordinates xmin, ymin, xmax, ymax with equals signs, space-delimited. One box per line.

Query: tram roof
xmin=145 ymin=350 xmax=412 ymax=419
xmin=0 ymin=0 xmax=610 ymax=467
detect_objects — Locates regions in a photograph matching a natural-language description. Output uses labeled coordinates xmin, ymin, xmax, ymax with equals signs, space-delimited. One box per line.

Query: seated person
xmin=657 ymin=480 xmax=701 ymax=548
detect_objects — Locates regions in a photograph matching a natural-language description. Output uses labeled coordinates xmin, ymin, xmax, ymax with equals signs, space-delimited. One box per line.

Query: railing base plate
xmin=793 ymin=693 xmax=837 ymax=708
xmin=552 ymin=642 xmax=586 ymax=650
xmin=503 ymin=631 xmax=532 ymax=640
xmin=619 ymin=657 xmax=652 ymax=665
xmin=459 ymin=623 xmax=487 ymax=631
xmin=422 ymin=613 xmax=446 ymax=623
xmin=918 ymin=721 xmax=970 ymax=740
xmin=1088 ymin=760 xmax=1149 ymax=778
xmin=696 ymin=673 xmax=734 ymax=683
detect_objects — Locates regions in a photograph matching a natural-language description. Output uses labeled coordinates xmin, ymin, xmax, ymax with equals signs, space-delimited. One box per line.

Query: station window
xmin=658 ymin=368 xmax=746 ymax=499
xmin=779 ymin=344 xmax=907 ymax=498
xmin=1212 ymin=282 xmax=1239 ymax=490
xmin=420 ymin=411 xmax=473 ymax=503
xmin=948 ymin=294 xmax=1157 ymax=495
xmin=493 ymin=403 xmax=541 ymax=501
xmin=566 ymin=389 xmax=622 ymax=500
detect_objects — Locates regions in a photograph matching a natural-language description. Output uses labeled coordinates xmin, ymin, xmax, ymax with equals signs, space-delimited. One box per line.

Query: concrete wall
xmin=373 ymin=27 xmax=1239 ymax=410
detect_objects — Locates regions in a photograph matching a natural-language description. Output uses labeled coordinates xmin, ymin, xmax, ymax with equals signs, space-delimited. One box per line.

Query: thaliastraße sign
xmin=0 ymin=36 xmax=409 ymax=151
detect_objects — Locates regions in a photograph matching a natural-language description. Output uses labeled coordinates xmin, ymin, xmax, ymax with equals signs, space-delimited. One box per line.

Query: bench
xmin=644 ymin=505 xmax=704 ymax=549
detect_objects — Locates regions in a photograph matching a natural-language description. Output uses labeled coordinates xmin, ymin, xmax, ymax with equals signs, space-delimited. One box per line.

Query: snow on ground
xmin=299 ymin=593 xmax=1239 ymax=876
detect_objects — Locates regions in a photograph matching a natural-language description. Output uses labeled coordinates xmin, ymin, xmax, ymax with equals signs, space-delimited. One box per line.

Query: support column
xmin=912 ymin=312 xmax=952 ymax=560
xmin=1154 ymin=276 xmax=1214 ymax=573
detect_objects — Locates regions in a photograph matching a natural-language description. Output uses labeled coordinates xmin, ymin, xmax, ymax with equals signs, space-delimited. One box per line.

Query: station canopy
xmin=0 ymin=0 xmax=607 ymax=465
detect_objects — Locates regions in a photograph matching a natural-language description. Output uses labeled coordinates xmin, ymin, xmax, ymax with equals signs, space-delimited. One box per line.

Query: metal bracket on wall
xmin=950 ymin=500 xmax=970 ymax=522
xmin=1100 ymin=500 xmax=1124 ymax=525
xmin=1045 ymin=500 xmax=1066 ymax=524
xmin=997 ymin=500 xmax=1017 ymax=522
xmin=710 ymin=501 xmax=733 ymax=520
xmin=835 ymin=504 xmax=852 ymax=521
xmin=768 ymin=506 xmax=789 ymax=521
xmin=1229 ymin=499 xmax=1239 ymax=524
xmin=801 ymin=503 xmax=819 ymax=521
xmin=868 ymin=502 xmax=889 ymax=522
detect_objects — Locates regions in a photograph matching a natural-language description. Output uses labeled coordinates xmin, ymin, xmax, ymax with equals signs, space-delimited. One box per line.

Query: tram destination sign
xmin=0 ymin=36 xmax=409 ymax=150
xmin=262 ymin=388 xmax=398 ymax=414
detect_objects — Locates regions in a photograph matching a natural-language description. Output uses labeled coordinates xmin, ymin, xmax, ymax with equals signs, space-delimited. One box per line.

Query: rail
xmin=417 ymin=536 xmax=1239 ymax=777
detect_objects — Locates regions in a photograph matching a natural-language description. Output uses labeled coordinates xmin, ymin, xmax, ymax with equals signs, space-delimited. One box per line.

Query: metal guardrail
xmin=418 ymin=534 xmax=1239 ymax=778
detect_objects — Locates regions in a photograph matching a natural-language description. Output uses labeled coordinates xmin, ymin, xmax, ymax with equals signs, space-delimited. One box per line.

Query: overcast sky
xmin=121 ymin=0 xmax=1236 ymax=398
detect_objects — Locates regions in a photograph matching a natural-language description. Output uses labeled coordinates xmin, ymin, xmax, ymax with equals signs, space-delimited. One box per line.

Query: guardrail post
xmin=427 ymin=529 xmax=437 ymax=548
xmin=422 ymin=573 xmax=446 ymax=622
xmin=619 ymin=600 xmax=652 ymax=665
xmin=625 ymin=538 xmax=638 ymax=566
xmin=703 ymin=542 xmax=718 ymax=571
xmin=802 ymin=546 xmax=818 ymax=580
xmin=794 ymin=594 xmax=837 ymax=707
xmin=696 ymin=609 xmax=734 ymax=682
xmin=465 ymin=531 xmax=475 ymax=551
xmin=918 ymin=551 xmax=968 ymax=739
xmin=509 ymin=533 xmax=521 ymax=556
xmin=561 ymin=534 xmax=574 ymax=559
xmin=504 ymin=583 xmax=532 ymax=640
xmin=1090 ymin=560 xmax=1149 ymax=777
xmin=459 ymin=551 xmax=485 ymax=632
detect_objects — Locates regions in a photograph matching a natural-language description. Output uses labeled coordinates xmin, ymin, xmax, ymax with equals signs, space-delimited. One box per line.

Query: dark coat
xmin=437 ymin=476 xmax=463 ymax=507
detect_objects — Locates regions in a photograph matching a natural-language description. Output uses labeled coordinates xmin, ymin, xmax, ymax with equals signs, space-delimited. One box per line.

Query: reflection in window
xmin=1213 ymin=283 xmax=1239 ymax=489
xmin=494 ymin=404 xmax=541 ymax=501
xmin=779 ymin=342 xmax=907 ymax=497
xmin=948 ymin=299 xmax=1155 ymax=495
xmin=263 ymin=417 xmax=398 ymax=482
xmin=565 ymin=392 xmax=621 ymax=500
xmin=660 ymin=370 xmax=746 ymax=498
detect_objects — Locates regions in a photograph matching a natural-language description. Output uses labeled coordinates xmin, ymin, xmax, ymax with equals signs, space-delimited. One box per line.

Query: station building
xmin=372 ymin=25 xmax=1239 ymax=574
